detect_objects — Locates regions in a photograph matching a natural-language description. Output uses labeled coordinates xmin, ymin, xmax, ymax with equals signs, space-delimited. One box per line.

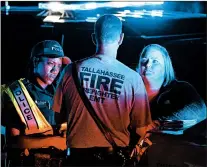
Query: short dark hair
xmin=94 ymin=14 xmax=122 ymax=44
xmin=136 ymin=44 xmax=176 ymax=87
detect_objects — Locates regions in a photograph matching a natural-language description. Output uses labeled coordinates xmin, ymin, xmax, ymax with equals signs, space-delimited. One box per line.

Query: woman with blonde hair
xmin=136 ymin=44 xmax=206 ymax=129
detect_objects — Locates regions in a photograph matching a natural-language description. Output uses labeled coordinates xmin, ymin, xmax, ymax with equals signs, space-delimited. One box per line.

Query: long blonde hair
xmin=136 ymin=44 xmax=175 ymax=87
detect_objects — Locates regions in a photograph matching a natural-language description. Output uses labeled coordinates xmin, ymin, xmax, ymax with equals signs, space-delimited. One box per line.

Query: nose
xmin=51 ymin=65 xmax=60 ymax=74
xmin=146 ymin=60 xmax=152 ymax=68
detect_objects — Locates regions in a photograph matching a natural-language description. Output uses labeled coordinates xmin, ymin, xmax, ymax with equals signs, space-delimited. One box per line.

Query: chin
xmin=143 ymin=74 xmax=152 ymax=78
xmin=144 ymin=75 xmax=156 ymax=82
xmin=46 ymin=80 xmax=54 ymax=85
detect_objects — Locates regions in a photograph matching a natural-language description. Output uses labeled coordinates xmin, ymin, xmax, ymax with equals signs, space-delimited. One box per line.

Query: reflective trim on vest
xmin=10 ymin=82 xmax=38 ymax=130
xmin=6 ymin=78 xmax=53 ymax=135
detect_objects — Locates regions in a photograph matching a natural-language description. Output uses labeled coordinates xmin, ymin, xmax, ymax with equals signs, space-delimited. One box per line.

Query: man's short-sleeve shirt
xmin=53 ymin=55 xmax=151 ymax=148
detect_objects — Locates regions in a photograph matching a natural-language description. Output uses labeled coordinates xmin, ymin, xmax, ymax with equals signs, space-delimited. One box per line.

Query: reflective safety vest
xmin=3 ymin=78 xmax=53 ymax=135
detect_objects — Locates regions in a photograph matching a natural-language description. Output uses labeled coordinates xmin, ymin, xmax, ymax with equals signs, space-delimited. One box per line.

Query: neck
xmin=96 ymin=44 xmax=118 ymax=58
xmin=143 ymin=77 xmax=163 ymax=101
xmin=36 ymin=77 xmax=48 ymax=89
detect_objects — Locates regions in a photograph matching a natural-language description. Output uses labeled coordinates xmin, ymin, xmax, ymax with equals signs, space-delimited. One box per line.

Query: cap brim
xmin=62 ymin=56 xmax=72 ymax=65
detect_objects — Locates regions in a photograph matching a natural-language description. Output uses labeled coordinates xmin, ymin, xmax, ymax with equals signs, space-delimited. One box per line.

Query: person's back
xmin=56 ymin=55 xmax=151 ymax=148
xmin=53 ymin=14 xmax=152 ymax=166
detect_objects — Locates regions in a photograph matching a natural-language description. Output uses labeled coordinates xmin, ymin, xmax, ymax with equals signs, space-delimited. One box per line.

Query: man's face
xmin=140 ymin=49 xmax=165 ymax=81
xmin=35 ymin=57 xmax=62 ymax=85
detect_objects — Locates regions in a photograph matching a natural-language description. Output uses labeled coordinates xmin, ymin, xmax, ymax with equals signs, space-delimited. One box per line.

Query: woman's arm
xmin=160 ymin=81 xmax=206 ymax=127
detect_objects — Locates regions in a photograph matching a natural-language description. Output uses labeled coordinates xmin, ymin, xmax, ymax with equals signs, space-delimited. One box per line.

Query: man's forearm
xmin=8 ymin=136 xmax=64 ymax=149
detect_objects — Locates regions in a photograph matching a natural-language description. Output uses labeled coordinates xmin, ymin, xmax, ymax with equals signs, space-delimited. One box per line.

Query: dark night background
xmin=1 ymin=2 xmax=207 ymax=167
xmin=1 ymin=1 xmax=207 ymax=102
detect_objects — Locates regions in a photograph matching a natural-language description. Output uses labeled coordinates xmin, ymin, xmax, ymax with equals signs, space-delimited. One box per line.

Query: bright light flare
xmin=39 ymin=1 xmax=164 ymax=11
xmin=84 ymin=3 xmax=97 ymax=10
xmin=48 ymin=2 xmax=65 ymax=12
xmin=43 ymin=15 xmax=65 ymax=23
xmin=151 ymin=10 xmax=163 ymax=17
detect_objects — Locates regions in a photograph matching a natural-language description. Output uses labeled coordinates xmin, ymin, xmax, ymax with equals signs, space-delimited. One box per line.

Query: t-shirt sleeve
xmin=55 ymin=96 xmax=68 ymax=124
xmin=52 ymin=80 xmax=64 ymax=113
xmin=52 ymin=65 xmax=70 ymax=113
xmin=130 ymin=75 xmax=152 ymax=129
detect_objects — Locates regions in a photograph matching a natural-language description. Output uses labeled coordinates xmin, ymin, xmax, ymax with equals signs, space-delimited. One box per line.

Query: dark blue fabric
xmin=23 ymin=78 xmax=56 ymax=126
xmin=150 ymin=80 xmax=206 ymax=123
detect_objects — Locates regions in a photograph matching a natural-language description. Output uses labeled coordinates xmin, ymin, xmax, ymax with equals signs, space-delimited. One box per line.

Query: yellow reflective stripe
xmin=11 ymin=81 xmax=39 ymax=132
xmin=5 ymin=86 xmax=29 ymax=130
xmin=18 ymin=80 xmax=53 ymax=131
xmin=5 ymin=79 xmax=53 ymax=135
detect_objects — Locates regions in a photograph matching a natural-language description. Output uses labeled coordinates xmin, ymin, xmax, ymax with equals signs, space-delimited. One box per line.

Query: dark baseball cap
xmin=31 ymin=40 xmax=71 ymax=65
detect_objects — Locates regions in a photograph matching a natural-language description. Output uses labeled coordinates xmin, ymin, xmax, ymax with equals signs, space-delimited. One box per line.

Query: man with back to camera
xmin=52 ymin=14 xmax=152 ymax=166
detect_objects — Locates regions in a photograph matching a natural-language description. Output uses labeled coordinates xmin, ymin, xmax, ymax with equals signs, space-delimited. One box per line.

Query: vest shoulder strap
xmin=7 ymin=79 xmax=53 ymax=135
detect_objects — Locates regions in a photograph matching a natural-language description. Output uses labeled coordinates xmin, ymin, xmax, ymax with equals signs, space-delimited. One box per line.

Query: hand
xmin=58 ymin=122 xmax=67 ymax=137
xmin=148 ymin=120 xmax=160 ymax=130
xmin=53 ymin=123 xmax=67 ymax=137
xmin=130 ymin=137 xmax=152 ymax=162
xmin=59 ymin=122 xmax=67 ymax=132
xmin=145 ymin=120 xmax=160 ymax=137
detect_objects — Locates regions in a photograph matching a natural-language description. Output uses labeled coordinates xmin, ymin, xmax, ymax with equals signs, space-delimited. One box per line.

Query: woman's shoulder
xmin=158 ymin=80 xmax=200 ymax=100
xmin=173 ymin=80 xmax=194 ymax=86
xmin=166 ymin=80 xmax=196 ymax=91
xmin=164 ymin=80 xmax=204 ymax=104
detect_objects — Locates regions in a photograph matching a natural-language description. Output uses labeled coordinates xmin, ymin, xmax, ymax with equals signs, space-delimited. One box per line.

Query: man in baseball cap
xmin=2 ymin=40 xmax=71 ymax=166
xmin=31 ymin=40 xmax=71 ymax=65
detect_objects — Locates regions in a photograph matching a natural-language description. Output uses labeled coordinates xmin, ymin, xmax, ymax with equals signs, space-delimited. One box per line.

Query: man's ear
xmin=118 ymin=33 xmax=124 ymax=45
xmin=33 ymin=57 xmax=39 ymax=68
xmin=91 ymin=33 xmax=96 ymax=45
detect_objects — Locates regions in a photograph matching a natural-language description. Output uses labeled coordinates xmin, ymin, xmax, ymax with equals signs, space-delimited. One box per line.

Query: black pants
xmin=8 ymin=148 xmax=66 ymax=167
xmin=63 ymin=147 xmax=137 ymax=167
